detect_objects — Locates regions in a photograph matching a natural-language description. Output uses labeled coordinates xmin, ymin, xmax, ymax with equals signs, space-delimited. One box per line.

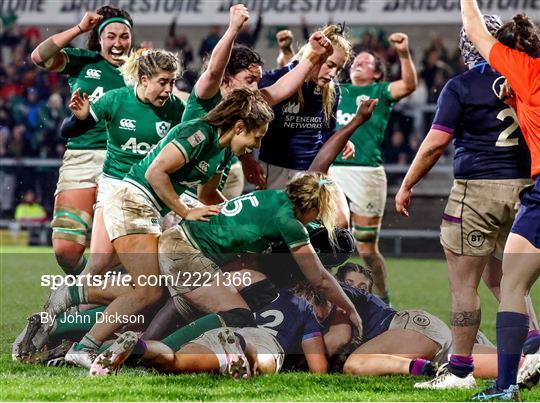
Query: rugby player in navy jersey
xmin=395 ymin=15 xmax=538 ymax=389
xmin=89 ymin=273 xmax=327 ymax=377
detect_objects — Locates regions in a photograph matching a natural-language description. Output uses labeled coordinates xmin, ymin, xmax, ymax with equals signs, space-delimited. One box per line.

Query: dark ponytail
xmin=496 ymin=14 xmax=540 ymax=57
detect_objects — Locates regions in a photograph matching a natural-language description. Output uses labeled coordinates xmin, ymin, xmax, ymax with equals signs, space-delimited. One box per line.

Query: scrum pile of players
xmin=11 ymin=1 xmax=540 ymax=400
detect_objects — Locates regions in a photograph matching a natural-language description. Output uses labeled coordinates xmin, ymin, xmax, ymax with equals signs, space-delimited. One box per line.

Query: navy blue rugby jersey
xmin=432 ymin=62 xmax=530 ymax=179
xmin=250 ymin=287 xmax=322 ymax=354
xmin=339 ymin=283 xmax=396 ymax=342
xmin=258 ymin=62 xmax=339 ymax=171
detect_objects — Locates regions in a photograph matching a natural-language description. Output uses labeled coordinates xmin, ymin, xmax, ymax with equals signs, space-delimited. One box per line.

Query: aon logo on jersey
xmin=337 ymin=110 xmax=356 ymax=126
xmin=89 ymin=87 xmax=104 ymax=103
xmin=121 ymin=137 xmax=156 ymax=155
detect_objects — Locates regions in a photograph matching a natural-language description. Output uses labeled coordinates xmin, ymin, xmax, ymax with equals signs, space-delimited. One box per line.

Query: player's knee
xmin=134 ymin=284 xmax=164 ymax=307
xmin=53 ymin=240 xmax=86 ymax=275
xmin=342 ymin=358 xmax=361 ymax=375
xmin=218 ymin=308 xmax=256 ymax=328
xmin=51 ymin=207 xmax=92 ymax=270
xmin=255 ymin=354 xmax=277 ymax=374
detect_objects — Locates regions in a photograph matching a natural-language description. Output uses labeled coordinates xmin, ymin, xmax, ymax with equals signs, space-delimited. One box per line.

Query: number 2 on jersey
xmin=256 ymin=309 xmax=285 ymax=337
xmin=496 ymin=107 xmax=520 ymax=147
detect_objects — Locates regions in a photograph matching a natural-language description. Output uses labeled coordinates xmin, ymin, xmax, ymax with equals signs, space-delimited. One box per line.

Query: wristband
xmin=76 ymin=24 xmax=83 ymax=34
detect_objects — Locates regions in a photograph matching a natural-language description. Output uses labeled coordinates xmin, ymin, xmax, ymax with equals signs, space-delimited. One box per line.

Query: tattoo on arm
xmin=451 ymin=309 xmax=481 ymax=327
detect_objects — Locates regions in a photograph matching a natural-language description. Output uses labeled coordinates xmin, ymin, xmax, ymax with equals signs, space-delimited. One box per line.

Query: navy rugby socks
xmin=496 ymin=311 xmax=529 ymax=389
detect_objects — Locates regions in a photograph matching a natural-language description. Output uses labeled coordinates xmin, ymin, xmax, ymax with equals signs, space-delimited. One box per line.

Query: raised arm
xmin=395 ymin=128 xmax=452 ymax=216
xmin=276 ymin=30 xmax=295 ymax=68
xmin=261 ymin=31 xmax=333 ymax=106
xmin=460 ymin=0 xmax=497 ymax=61
xmin=30 ymin=12 xmax=103 ymax=71
xmin=194 ymin=5 xmax=249 ymax=99
xmin=309 ymin=99 xmax=378 ymax=173
xmin=388 ymin=33 xmax=418 ymax=101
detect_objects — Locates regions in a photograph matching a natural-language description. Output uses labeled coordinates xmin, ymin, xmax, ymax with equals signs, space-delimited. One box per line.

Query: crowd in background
xmin=0 ymin=15 xmax=466 ymax=219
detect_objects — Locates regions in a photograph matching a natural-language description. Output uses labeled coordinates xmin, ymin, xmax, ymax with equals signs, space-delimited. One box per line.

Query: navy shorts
xmin=511 ymin=177 xmax=540 ymax=248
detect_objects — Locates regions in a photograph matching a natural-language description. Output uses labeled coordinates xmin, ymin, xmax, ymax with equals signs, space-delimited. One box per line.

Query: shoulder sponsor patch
xmin=187 ymin=130 xmax=206 ymax=147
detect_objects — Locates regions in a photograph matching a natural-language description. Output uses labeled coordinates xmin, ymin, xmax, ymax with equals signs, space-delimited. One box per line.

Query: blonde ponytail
xmin=286 ymin=172 xmax=339 ymax=245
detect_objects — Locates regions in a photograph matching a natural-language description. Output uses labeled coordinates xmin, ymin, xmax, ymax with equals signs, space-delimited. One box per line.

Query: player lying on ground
xmin=89 ymin=274 xmax=328 ymax=378
xmin=292 ymin=264 xmax=533 ymax=386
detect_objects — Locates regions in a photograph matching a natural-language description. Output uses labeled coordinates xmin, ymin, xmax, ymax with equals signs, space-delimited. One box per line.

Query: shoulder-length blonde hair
xmin=293 ymin=25 xmax=352 ymax=124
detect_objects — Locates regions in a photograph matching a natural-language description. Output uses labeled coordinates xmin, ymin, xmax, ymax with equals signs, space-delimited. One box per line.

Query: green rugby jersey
xmin=90 ymin=86 xmax=185 ymax=180
xmin=181 ymin=89 xmax=222 ymax=122
xmin=61 ymin=48 xmax=126 ymax=150
xmin=181 ymin=89 xmax=238 ymax=195
xmin=182 ymin=189 xmax=310 ymax=264
xmin=125 ymin=119 xmax=233 ymax=214
xmin=334 ymin=82 xmax=395 ymax=167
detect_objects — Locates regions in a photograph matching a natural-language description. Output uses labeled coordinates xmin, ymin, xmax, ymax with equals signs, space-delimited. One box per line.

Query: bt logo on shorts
xmin=85 ymin=69 xmax=102 ymax=79
xmin=119 ymin=119 xmax=136 ymax=131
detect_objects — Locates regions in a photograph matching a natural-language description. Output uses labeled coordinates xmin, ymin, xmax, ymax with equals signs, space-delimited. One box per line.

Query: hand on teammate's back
xmin=78 ymin=12 xmax=103 ymax=33
xmin=185 ymin=205 xmax=222 ymax=222
xmin=68 ymin=88 xmax=90 ymax=120
xmin=354 ymin=99 xmax=378 ymax=124
xmin=229 ymin=4 xmax=249 ymax=33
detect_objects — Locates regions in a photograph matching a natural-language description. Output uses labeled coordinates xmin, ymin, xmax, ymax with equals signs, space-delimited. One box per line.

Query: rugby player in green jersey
xmin=44 ymin=88 xmax=273 ymax=368
xmin=181 ymin=4 xmax=333 ymax=201
xmin=60 ymin=48 xmax=185 ymax=278
xmin=155 ymin=172 xmax=363 ymax=343
xmin=329 ymin=33 xmax=417 ymax=303
xmin=31 ymin=6 xmax=134 ymax=275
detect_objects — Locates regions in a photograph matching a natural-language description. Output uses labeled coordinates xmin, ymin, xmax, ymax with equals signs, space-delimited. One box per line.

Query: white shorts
xmin=103 ymin=182 xmax=161 ymax=241
xmin=191 ymin=327 xmax=284 ymax=374
xmin=329 ymin=165 xmax=387 ymax=217
xmin=260 ymin=161 xmax=301 ymax=190
xmin=55 ymin=149 xmax=106 ymax=195
xmin=388 ymin=309 xmax=453 ymax=364
xmin=95 ymin=175 xmax=124 ymax=209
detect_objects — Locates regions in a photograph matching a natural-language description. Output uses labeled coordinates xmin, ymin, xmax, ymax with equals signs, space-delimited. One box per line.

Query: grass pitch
xmin=1 ymin=246 xmax=539 ymax=401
